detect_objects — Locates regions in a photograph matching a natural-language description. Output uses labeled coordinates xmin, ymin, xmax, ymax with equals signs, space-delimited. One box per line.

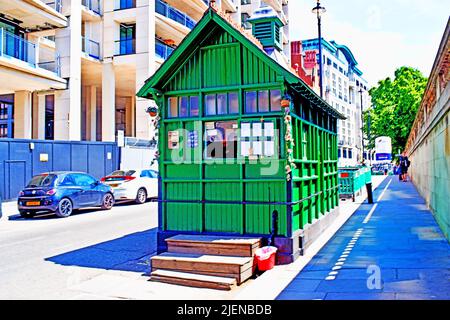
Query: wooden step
xmin=151 ymin=252 xmax=255 ymax=284
xmin=150 ymin=269 xmax=237 ymax=291
xmin=166 ymin=235 xmax=262 ymax=257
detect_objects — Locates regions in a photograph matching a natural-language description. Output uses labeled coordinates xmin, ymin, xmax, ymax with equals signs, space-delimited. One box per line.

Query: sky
xmin=288 ymin=0 xmax=450 ymax=87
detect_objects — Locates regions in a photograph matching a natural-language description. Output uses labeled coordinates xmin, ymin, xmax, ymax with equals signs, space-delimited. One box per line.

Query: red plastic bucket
xmin=255 ymin=246 xmax=278 ymax=271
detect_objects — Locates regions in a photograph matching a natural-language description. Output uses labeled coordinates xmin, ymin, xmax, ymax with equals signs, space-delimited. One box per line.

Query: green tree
xmin=364 ymin=66 xmax=427 ymax=155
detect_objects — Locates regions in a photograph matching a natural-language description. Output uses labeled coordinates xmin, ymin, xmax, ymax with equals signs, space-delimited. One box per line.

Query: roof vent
xmin=248 ymin=6 xmax=284 ymax=51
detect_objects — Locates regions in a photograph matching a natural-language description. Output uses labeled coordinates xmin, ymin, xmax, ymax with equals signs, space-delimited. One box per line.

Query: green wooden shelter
xmin=137 ymin=6 xmax=345 ymax=263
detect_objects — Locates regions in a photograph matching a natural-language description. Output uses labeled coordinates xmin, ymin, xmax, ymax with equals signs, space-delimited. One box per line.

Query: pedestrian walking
xmin=400 ymin=152 xmax=411 ymax=182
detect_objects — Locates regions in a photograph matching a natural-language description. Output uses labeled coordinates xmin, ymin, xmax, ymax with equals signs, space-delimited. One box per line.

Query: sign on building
xmin=304 ymin=50 xmax=317 ymax=69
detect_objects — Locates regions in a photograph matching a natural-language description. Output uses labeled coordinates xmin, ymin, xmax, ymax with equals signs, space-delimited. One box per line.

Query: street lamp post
xmin=359 ymin=88 xmax=365 ymax=162
xmin=312 ymin=1 xmax=326 ymax=98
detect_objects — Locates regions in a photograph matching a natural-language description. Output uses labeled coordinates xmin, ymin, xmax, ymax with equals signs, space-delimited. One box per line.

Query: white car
xmin=101 ymin=169 xmax=158 ymax=204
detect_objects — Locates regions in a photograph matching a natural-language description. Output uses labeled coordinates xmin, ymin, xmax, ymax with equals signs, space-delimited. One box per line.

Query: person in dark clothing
xmin=400 ymin=152 xmax=410 ymax=182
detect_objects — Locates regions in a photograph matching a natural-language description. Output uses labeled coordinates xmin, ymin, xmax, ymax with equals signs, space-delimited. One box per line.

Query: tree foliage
xmin=364 ymin=66 xmax=427 ymax=154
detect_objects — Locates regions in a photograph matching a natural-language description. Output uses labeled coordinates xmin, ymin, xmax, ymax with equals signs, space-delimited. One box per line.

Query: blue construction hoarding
xmin=0 ymin=139 xmax=120 ymax=200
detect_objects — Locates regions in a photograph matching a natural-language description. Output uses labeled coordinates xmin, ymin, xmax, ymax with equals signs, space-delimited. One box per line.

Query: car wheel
xmin=135 ymin=188 xmax=147 ymax=204
xmin=101 ymin=193 xmax=115 ymax=210
xmin=19 ymin=211 xmax=36 ymax=219
xmin=55 ymin=198 xmax=73 ymax=218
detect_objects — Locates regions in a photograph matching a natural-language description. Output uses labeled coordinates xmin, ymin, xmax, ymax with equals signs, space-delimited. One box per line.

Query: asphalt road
xmin=0 ymin=200 xmax=157 ymax=299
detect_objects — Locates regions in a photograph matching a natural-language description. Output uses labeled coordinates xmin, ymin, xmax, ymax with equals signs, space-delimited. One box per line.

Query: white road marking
xmin=377 ymin=178 xmax=392 ymax=202
xmin=363 ymin=203 xmax=378 ymax=224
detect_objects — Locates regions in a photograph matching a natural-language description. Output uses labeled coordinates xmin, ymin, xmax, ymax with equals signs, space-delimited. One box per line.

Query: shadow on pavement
xmin=8 ymin=200 xmax=153 ymax=221
xmin=45 ymin=228 xmax=157 ymax=275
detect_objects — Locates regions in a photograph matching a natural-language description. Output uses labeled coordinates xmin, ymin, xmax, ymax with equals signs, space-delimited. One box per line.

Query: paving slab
xmin=276 ymin=177 xmax=450 ymax=300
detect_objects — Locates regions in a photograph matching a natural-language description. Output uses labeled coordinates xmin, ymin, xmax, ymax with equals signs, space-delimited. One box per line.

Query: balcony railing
xmin=114 ymin=0 xmax=136 ymax=10
xmin=82 ymin=36 xmax=100 ymax=59
xmin=114 ymin=38 xmax=136 ymax=56
xmin=0 ymin=28 xmax=61 ymax=76
xmin=156 ymin=0 xmax=196 ymax=30
xmin=44 ymin=0 xmax=62 ymax=13
xmin=155 ymin=39 xmax=175 ymax=60
xmin=82 ymin=0 xmax=101 ymax=15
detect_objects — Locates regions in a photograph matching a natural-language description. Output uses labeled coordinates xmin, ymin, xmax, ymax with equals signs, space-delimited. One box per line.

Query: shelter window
xmin=205 ymin=121 xmax=238 ymax=159
xmin=245 ymin=89 xmax=282 ymax=114
xmin=179 ymin=97 xmax=188 ymax=117
xmin=168 ymin=97 xmax=178 ymax=118
xmin=204 ymin=92 xmax=240 ymax=116
xmin=167 ymin=96 xmax=200 ymax=118
xmin=190 ymin=96 xmax=199 ymax=116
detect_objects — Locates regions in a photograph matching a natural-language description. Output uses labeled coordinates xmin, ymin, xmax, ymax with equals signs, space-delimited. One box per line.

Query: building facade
xmin=406 ymin=19 xmax=450 ymax=240
xmin=0 ymin=0 xmax=289 ymax=143
xmin=292 ymin=38 xmax=370 ymax=167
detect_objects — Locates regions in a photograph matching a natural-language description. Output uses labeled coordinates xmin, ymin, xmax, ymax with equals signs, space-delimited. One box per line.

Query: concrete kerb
xmin=234 ymin=175 xmax=388 ymax=300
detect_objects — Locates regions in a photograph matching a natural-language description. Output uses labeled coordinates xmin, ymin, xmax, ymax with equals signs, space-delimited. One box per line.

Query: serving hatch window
xmin=240 ymin=121 xmax=277 ymax=158
xmin=205 ymin=121 xmax=238 ymax=159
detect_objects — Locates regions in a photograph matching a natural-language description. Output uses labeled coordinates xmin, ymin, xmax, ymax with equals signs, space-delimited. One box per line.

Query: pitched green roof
xmin=137 ymin=7 xmax=345 ymax=120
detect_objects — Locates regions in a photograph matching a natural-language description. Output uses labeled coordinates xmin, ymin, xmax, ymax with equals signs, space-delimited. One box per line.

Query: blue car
xmin=17 ymin=172 xmax=115 ymax=218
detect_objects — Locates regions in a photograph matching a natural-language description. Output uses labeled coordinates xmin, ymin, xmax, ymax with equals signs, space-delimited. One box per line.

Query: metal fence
xmin=155 ymin=0 xmax=196 ymax=29
xmin=82 ymin=0 xmax=101 ymax=15
xmin=82 ymin=36 xmax=100 ymax=59
xmin=155 ymin=39 xmax=175 ymax=60
xmin=338 ymin=166 xmax=371 ymax=201
xmin=0 ymin=28 xmax=61 ymax=76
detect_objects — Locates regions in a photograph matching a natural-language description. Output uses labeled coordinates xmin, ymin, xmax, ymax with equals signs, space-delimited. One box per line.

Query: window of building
xmin=205 ymin=94 xmax=216 ymax=115
xmin=205 ymin=92 xmax=240 ymax=116
xmin=118 ymin=23 xmax=136 ymax=55
xmin=190 ymin=96 xmax=199 ymax=116
xmin=333 ymin=62 xmax=337 ymax=69
xmin=45 ymin=95 xmax=55 ymax=140
xmin=258 ymin=91 xmax=269 ymax=112
xmin=348 ymin=149 xmax=353 ymax=159
xmin=217 ymin=93 xmax=227 ymax=115
xmin=240 ymin=121 xmax=276 ymax=158
xmin=168 ymin=95 xmax=201 ymax=118
xmin=179 ymin=96 xmax=189 ymax=117
xmin=245 ymin=91 xmax=257 ymax=113
xmin=343 ymin=149 xmax=347 ymax=158
xmin=205 ymin=120 xmax=238 ymax=159
xmin=168 ymin=97 xmax=178 ymax=118
xmin=270 ymin=90 xmax=281 ymax=111
xmin=338 ymin=148 xmax=341 ymax=157
xmin=245 ymin=89 xmax=281 ymax=114
xmin=0 ymin=94 xmax=14 ymax=138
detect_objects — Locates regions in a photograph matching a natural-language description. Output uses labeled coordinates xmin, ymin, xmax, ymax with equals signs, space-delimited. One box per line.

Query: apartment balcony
xmin=264 ymin=0 xmax=282 ymax=12
xmin=163 ymin=0 xmax=208 ymax=21
xmin=114 ymin=0 xmax=136 ymax=10
xmin=82 ymin=0 xmax=102 ymax=21
xmin=82 ymin=36 xmax=101 ymax=60
xmin=155 ymin=0 xmax=197 ymax=44
xmin=0 ymin=0 xmax=67 ymax=30
xmin=155 ymin=39 xmax=175 ymax=61
xmin=221 ymin=0 xmax=238 ymax=13
xmin=156 ymin=0 xmax=196 ymax=29
xmin=44 ymin=0 xmax=62 ymax=13
xmin=114 ymin=38 xmax=136 ymax=56
xmin=0 ymin=28 xmax=66 ymax=93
